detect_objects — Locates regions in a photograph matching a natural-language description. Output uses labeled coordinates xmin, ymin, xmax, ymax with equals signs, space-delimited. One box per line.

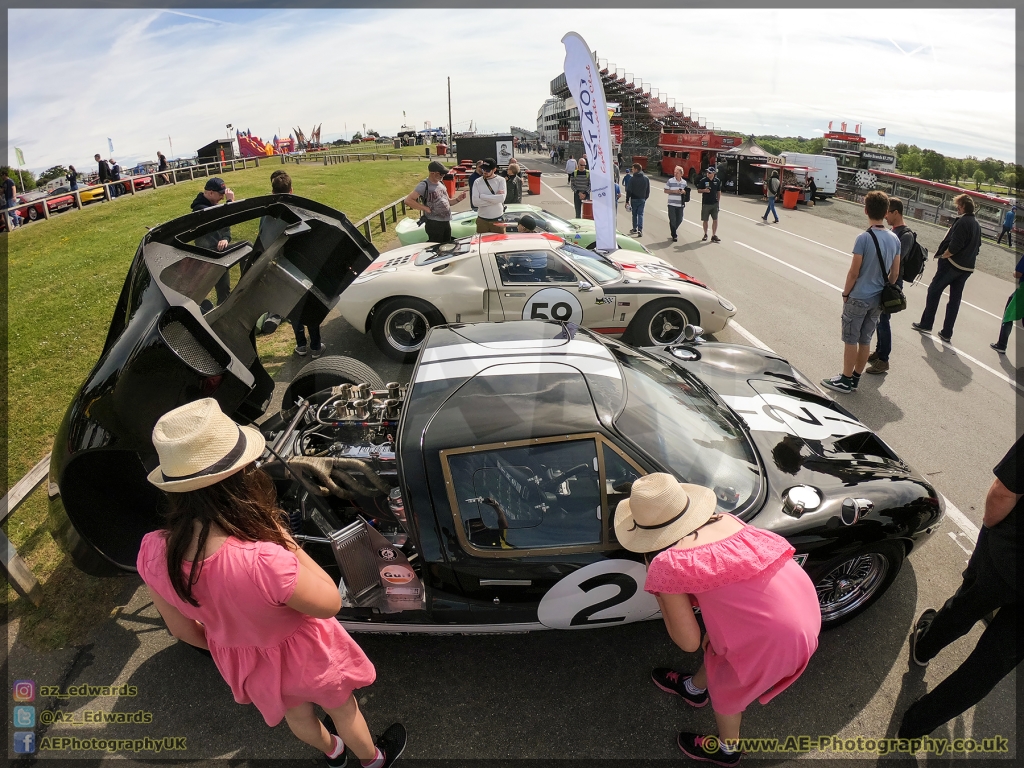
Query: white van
xmin=783 ymin=153 xmax=838 ymax=199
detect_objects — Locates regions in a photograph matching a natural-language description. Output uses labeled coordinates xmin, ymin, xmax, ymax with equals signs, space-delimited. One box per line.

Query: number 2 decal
xmin=537 ymin=559 xmax=660 ymax=629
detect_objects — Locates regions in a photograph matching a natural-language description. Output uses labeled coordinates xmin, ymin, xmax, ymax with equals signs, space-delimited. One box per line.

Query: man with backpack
xmin=867 ymin=198 xmax=926 ymax=374
xmin=404 ymin=160 xmax=465 ymax=244
xmin=762 ymin=170 xmax=781 ymax=224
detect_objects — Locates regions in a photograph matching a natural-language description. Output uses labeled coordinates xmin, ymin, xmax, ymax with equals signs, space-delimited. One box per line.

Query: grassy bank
xmin=4 ymin=159 xmax=428 ymax=648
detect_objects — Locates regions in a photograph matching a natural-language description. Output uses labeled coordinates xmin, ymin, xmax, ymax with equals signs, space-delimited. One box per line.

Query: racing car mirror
xmin=537 ymin=559 xmax=660 ymax=629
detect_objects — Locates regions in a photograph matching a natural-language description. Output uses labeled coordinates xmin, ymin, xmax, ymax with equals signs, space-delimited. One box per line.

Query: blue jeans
xmin=873 ymin=278 xmax=903 ymax=360
xmin=631 ymin=198 xmax=646 ymax=232
xmin=764 ymin=196 xmax=778 ymax=221
xmin=919 ymin=258 xmax=972 ymax=338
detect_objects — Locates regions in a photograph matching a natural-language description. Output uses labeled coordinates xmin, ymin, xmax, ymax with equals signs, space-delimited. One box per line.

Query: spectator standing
xmin=867 ymin=198 xmax=916 ymax=374
xmin=897 ymin=434 xmax=1022 ymax=739
xmin=95 ymin=153 xmax=111 ymax=191
xmin=564 ymin=155 xmax=577 ymax=182
xmin=2 ymin=170 xmax=22 ymax=228
xmin=806 ymin=175 xmax=817 ymax=207
xmin=503 ymin=162 xmax=523 ymax=205
xmin=625 ymin=163 xmax=650 ymax=237
xmin=66 ymin=165 xmax=79 ymax=191
xmin=467 ymin=160 xmax=484 ymax=211
xmin=191 ymin=177 xmax=236 ymax=305
xmin=558 ymin=146 xmax=565 ymax=164
xmin=618 ymin=474 xmax=820 ymax=767
xmin=664 ymin=166 xmax=688 ymax=242
xmin=696 ymin=166 xmax=723 ymax=242
xmin=109 ymin=159 xmax=123 ymax=198
xmin=912 ymin=194 xmax=981 ymax=343
xmin=821 ymin=190 xmax=900 ymax=394
xmin=158 ymin=151 xmax=170 ymax=185
xmin=762 ymin=170 xmax=780 ymax=224
xmin=550 ymin=147 xmax=558 ymax=165
xmin=137 ymin=399 xmax=407 ymax=768
xmin=472 ymin=158 xmax=507 ymax=234
xmin=569 ymin=157 xmax=590 ymax=218
xmin=990 ymin=252 xmax=1024 ymax=353
xmin=405 ymin=160 xmax=465 ymax=245
xmin=997 ymin=205 xmax=1015 ymax=247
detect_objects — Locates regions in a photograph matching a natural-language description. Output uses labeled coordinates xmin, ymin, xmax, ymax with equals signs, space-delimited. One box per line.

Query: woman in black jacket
xmin=504 ymin=162 xmax=523 ymax=205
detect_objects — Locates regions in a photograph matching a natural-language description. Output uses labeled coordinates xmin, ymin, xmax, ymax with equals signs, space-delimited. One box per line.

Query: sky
xmin=7 ymin=8 xmax=1016 ymax=173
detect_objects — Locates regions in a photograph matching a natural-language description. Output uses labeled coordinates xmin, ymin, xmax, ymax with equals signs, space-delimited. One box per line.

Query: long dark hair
xmin=162 ymin=466 xmax=294 ymax=606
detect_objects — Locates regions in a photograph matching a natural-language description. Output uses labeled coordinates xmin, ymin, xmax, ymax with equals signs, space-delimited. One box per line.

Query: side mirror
xmin=682 ymin=324 xmax=705 ymax=342
xmin=578 ymin=281 xmax=594 ymax=292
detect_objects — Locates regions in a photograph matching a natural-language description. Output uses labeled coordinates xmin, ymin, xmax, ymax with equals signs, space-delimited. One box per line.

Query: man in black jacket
xmin=624 ymin=163 xmax=650 ymax=236
xmin=912 ymin=194 xmax=982 ymax=342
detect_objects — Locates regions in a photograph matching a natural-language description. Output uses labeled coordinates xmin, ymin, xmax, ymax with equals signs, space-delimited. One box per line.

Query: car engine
xmin=261 ymin=380 xmax=424 ymax=614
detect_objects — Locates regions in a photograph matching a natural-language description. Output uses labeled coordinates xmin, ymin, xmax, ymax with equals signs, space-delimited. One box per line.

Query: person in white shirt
xmin=565 ymin=155 xmax=578 ymax=181
xmin=664 ymin=166 xmax=688 ymax=242
xmin=472 ymin=158 xmax=507 ymax=234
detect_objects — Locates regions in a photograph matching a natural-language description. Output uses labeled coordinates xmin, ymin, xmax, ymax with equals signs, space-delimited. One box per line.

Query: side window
xmin=495 ymin=251 xmax=577 ymax=284
xmin=447 ymin=440 xmax=602 ymax=550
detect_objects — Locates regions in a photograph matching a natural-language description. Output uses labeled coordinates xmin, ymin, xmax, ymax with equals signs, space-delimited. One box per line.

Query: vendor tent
xmin=716 ymin=137 xmax=784 ymax=195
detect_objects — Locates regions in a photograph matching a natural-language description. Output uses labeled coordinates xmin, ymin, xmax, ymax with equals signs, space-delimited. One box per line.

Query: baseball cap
xmin=205 ymin=177 xmax=227 ymax=193
xmin=706 ymin=166 xmax=717 ymax=174
xmin=427 ymin=160 xmax=447 ymax=175
xmin=518 ymin=214 xmax=537 ymax=231
xmin=481 ymin=158 xmax=497 ymax=172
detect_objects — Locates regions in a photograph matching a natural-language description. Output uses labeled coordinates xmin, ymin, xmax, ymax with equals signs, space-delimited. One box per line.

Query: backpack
xmin=901 ymin=229 xmax=928 ymax=285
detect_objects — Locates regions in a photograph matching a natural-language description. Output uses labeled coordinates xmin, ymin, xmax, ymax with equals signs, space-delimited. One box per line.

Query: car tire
xmin=27 ymin=207 xmax=38 ymax=221
xmin=627 ymin=299 xmax=698 ymax=346
xmin=280 ymin=355 xmax=385 ymax=416
xmin=810 ymin=540 xmax=906 ymax=629
xmin=371 ymin=297 xmax=444 ymax=364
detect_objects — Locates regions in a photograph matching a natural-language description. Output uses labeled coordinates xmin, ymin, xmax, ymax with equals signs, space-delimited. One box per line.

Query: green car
xmin=394 ymin=203 xmax=651 ymax=254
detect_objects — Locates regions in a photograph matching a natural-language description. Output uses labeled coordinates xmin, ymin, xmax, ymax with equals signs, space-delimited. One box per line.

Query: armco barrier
xmin=1 ymin=195 xmax=410 ymax=602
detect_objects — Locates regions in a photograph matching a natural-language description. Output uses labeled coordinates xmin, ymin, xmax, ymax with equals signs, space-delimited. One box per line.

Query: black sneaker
xmin=702 ymin=234 xmax=708 ymax=241
xmin=323 ymin=717 xmax=347 ymax=768
xmin=937 ymin=331 xmax=952 ymax=343
xmin=637 ymin=230 xmax=642 ymax=237
xmin=850 ymin=373 xmax=861 ymax=391
xmin=911 ymin=322 xmax=931 ymax=334
xmin=910 ymin=608 xmax=937 ymax=667
xmin=376 ymin=723 xmax=407 ymax=768
xmin=651 ymin=668 xmax=709 ymax=707
xmin=820 ymin=374 xmax=852 ymax=394
xmin=991 ymin=343 xmax=1007 ymax=353
xmin=677 ymin=733 xmax=742 ymax=766
xmin=629 ymin=229 xmax=638 ymax=235
xmin=711 ymin=235 xmax=721 ymax=243
xmin=311 ymin=343 xmax=326 ymax=359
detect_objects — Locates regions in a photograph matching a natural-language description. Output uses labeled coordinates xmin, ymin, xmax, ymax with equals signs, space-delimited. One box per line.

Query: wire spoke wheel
xmin=384 ymin=308 xmax=429 ymax=353
xmin=815 ymin=552 xmax=889 ymax=622
xmin=648 ymin=306 xmax=688 ymax=345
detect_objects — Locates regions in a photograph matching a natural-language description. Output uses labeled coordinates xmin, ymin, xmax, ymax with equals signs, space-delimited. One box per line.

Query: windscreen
xmin=612 ymin=345 xmax=761 ymax=514
xmin=558 ymin=243 xmax=621 ymax=284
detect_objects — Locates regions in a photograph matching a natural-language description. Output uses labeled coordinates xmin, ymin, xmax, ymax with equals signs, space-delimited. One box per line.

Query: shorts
xmin=841 ymin=297 xmax=882 ymax=345
xmin=701 ymin=204 xmax=720 ymax=221
xmin=476 ymin=217 xmax=505 ymax=234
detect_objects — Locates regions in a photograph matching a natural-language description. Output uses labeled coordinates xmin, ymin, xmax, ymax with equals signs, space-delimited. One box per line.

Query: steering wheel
xmin=538 ymin=463 xmax=592 ymax=491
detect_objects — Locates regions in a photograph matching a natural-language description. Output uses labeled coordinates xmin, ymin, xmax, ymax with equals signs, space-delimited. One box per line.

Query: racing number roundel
xmin=537 ymin=560 xmax=660 ymax=629
xmin=522 ymin=288 xmax=584 ymax=325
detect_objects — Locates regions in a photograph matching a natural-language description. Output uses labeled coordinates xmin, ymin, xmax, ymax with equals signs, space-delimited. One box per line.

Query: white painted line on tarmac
xmin=726 ymin=309 xmax=981 ymax=547
xmin=541 ymin=180 xmax=573 ymax=206
xmin=715 ymin=204 xmax=1002 ymax=320
xmin=733 ymin=240 xmax=1024 ymax=395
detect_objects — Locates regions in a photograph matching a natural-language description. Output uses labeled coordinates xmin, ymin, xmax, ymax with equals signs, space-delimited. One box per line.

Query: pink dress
xmin=137 ymin=531 xmax=376 ymax=726
xmin=645 ymin=521 xmax=820 ymax=716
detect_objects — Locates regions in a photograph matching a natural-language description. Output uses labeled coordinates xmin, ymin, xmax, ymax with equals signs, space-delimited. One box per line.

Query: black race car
xmin=49 ymin=196 xmax=944 ymax=632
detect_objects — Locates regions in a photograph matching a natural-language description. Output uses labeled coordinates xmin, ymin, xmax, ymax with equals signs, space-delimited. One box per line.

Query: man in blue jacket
xmin=624 ymin=163 xmax=650 ymax=237
xmin=997 ymin=205 xmax=1015 ymax=247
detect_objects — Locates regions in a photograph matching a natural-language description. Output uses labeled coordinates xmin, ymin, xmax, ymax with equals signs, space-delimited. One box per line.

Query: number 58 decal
xmin=537 ymin=560 xmax=660 ymax=629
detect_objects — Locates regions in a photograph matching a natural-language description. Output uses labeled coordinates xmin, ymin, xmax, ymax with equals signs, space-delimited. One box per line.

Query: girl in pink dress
xmin=136 ymin=399 xmax=406 ymax=768
xmin=615 ymin=474 xmax=821 ymax=766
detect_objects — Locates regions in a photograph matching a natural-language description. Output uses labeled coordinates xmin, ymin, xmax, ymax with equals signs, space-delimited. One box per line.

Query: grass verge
xmin=4 ymin=159 xmax=425 ymax=649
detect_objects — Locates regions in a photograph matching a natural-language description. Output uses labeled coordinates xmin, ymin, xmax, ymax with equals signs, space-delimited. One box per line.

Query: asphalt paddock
xmin=7 ymin=151 xmax=1017 ymax=765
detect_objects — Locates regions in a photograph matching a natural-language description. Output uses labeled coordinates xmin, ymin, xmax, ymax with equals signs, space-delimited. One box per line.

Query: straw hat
xmin=614 ymin=473 xmax=718 ymax=553
xmin=147 ymin=399 xmax=266 ymax=492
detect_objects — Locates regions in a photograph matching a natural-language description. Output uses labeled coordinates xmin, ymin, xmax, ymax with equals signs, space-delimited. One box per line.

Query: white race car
xmin=340 ymin=233 xmax=737 ymax=362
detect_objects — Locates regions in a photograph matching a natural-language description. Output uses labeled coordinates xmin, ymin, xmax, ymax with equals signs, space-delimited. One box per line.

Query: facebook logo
xmin=13 ymin=731 xmax=36 ymax=754
xmin=13 ymin=706 xmax=35 ymax=727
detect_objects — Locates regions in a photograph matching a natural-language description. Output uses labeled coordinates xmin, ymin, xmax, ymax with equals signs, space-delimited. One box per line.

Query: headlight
xmin=718 ymin=297 xmax=735 ymax=311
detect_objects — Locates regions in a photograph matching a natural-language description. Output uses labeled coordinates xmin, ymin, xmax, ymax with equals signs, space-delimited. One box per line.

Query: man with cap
xmin=191 ymin=177 xmax=236 ymax=305
xmin=405 ymin=161 xmax=466 ymax=244
xmin=696 ymin=166 xmax=723 ymax=242
xmin=517 ymin=214 xmax=539 ymax=233
xmin=472 ymin=158 xmax=507 ymax=234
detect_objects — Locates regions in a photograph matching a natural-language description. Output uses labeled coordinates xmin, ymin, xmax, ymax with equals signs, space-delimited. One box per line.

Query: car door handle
xmin=480 ymin=579 xmax=532 ymax=586
xmin=504 ymin=292 xmax=526 ymax=297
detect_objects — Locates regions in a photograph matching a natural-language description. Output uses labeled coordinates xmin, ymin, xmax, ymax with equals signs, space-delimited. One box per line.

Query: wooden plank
xmin=3 ymin=455 xmax=49 ymax=524
xmin=1 ymin=530 xmax=43 ymax=606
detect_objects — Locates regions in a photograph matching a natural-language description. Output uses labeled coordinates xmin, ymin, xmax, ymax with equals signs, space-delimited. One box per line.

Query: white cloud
xmin=7 ymin=8 xmax=1015 ymax=172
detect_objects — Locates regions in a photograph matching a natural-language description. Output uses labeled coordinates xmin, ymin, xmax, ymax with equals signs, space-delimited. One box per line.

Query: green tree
xmin=962 ymin=157 xmax=979 ymax=180
xmin=37 ymin=165 xmax=69 ymax=185
xmin=973 ymin=169 xmax=986 ymax=190
xmin=920 ymin=149 xmax=947 ymax=181
xmin=899 ymin=152 xmax=922 ymax=175
xmin=894 ymin=142 xmax=910 ymax=156
xmin=949 ymin=158 xmax=963 ymax=184
xmin=1001 ymin=170 xmax=1016 ymax=189
xmin=351 ymin=131 xmax=363 ymax=141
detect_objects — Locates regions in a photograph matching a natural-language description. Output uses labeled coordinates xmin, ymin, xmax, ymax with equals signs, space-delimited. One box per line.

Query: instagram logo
xmin=12 ymin=680 xmax=35 ymax=702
